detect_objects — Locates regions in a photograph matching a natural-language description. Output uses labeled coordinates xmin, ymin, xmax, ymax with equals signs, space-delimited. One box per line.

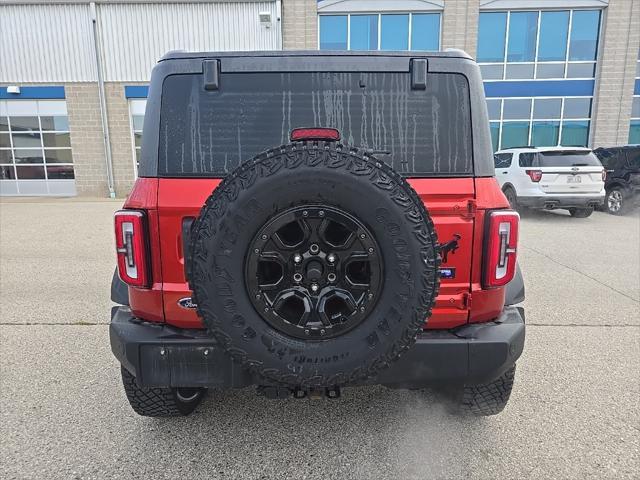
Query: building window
xmin=630 ymin=50 xmax=640 ymax=144
xmin=488 ymin=97 xmax=592 ymax=151
xmin=128 ymin=99 xmax=146 ymax=177
xmin=478 ymin=9 xmax=602 ymax=80
xmin=0 ymin=100 xmax=74 ymax=196
xmin=319 ymin=15 xmax=348 ymax=50
xmin=319 ymin=13 xmax=440 ymax=51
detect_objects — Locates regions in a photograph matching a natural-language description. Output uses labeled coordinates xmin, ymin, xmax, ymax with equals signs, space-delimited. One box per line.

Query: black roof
xmin=160 ymin=49 xmax=472 ymax=62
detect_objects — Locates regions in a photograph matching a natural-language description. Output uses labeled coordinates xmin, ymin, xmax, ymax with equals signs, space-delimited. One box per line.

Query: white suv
xmin=494 ymin=146 xmax=606 ymax=218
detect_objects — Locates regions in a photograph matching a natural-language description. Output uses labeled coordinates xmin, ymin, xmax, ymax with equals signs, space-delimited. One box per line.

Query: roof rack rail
xmin=501 ymin=145 xmax=536 ymax=149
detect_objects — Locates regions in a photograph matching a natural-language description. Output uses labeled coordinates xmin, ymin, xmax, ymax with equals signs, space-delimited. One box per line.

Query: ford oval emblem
xmin=178 ymin=297 xmax=198 ymax=309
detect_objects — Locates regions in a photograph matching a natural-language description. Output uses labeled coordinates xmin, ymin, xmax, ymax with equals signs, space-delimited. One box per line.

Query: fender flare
xmin=505 ymin=262 xmax=525 ymax=306
xmin=111 ymin=267 xmax=130 ymax=306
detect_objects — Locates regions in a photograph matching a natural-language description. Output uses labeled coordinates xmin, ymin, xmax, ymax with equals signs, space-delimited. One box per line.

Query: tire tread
xmin=121 ymin=367 xmax=202 ymax=417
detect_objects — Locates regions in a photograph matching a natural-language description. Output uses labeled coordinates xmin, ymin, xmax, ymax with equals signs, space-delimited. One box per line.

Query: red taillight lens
xmin=526 ymin=169 xmax=543 ymax=182
xmin=602 ymin=169 xmax=607 ymax=181
xmin=114 ymin=210 xmax=150 ymax=288
xmin=483 ymin=210 xmax=519 ymax=288
xmin=290 ymin=128 xmax=340 ymax=142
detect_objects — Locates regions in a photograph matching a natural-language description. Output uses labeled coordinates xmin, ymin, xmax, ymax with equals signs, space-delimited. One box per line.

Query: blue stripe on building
xmin=484 ymin=80 xmax=595 ymax=98
xmin=124 ymin=86 xmax=149 ymax=98
xmin=0 ymin=86 xmax=65 ymax=99
xmin=634 ymin=79 xmax=640 ymax=96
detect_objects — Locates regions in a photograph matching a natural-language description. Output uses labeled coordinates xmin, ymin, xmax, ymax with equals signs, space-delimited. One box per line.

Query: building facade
xmin=1 ymin=0 xmax=638 ymax=197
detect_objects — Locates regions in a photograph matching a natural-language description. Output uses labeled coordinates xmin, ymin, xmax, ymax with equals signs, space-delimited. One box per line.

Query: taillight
xmin=290 ymin=127 xmax=340 ymax=142
xmin=483 ymin=210 xmax=519 ymax=289
xmin=602 ymin=169 xmax=607 ymax=181
xmin=114 ymin=210 xmax=150 ymax=288
xmin=526 ymin=169 xmax=542 ymax=182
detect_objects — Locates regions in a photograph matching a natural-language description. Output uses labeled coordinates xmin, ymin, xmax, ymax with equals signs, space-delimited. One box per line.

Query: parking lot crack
xmin=523 ymin=246 xmax=640 ymax=304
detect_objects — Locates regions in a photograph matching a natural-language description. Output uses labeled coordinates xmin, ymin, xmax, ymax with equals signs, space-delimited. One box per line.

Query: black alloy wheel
xmin=246 ymin=205 xmax=383 ymax=340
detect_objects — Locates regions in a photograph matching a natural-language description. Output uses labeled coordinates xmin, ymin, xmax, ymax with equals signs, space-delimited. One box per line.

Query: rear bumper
xmin=110 ymin=306 xmax=525 ymax=389
xmin=519 ymin=194 xmax=604 ymax=209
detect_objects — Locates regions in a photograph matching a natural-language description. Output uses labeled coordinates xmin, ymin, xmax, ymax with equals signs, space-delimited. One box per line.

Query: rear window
xmin=626 ymin=148 xmax=640 ymax=170
xmin=158 ymin=71 xmax=473 ymax=177
xmin=537 ymin=151 xmax=601 ymax=167
xmin=594 ymin=148 xmax=624 ymax=169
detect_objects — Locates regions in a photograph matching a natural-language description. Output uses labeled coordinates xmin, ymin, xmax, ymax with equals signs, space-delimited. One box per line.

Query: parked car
xmin=593 ymin=145 xmax=640 ymax=214
xmin=110 ymin=50 xmax=525 ymax=418
xmin=494 ymin=146 xmax=606 ymax=217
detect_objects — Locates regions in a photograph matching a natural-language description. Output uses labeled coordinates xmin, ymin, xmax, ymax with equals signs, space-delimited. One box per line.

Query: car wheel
xmin=187 ymin=141 xmax=440 ymax=388
xmin=503 ymin=187 xmax=518 ymax=210
xmin=121 ymin=367 xmax=206 ymax=417
xmin=605 ymin=188 xmax=625 ymax=215
xmin=568 ymin=207 xmax=594 ymax=218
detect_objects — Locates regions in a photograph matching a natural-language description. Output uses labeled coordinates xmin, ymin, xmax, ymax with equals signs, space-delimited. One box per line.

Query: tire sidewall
xmin=188 ymin=144 xmax=439 ymax=387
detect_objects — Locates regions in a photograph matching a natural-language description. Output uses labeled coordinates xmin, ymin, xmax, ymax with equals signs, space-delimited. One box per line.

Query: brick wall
xmin=591 ymin=0 xmax=640 ymax=147
xmin=65 ymin=83 xmax=109 ymax=197
xmin=442 ymin=0 xmax=479 ymax=58
xmin=66 ymin=82 xmax=138 ymax=198
xmin=105 ymin=82 xmax=137 ymax=197
xmin=282 ymin=0 xmax=317 ymax=49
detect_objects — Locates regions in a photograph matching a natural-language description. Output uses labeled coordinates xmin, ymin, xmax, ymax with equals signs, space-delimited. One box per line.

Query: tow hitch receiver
xmin=257 ymin=386 xmax=341 ymax=400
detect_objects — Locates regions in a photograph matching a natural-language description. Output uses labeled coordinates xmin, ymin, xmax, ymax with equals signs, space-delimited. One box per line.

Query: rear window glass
xmin=159 ymin=72 xmax=473 ymax=177
xmin=594 ymin=148 xmax=624 ymax=169
xmin=537 ymin=151 xmax=601 ymax=167
xmin=626 ymin=148 xmax=640 ymax=169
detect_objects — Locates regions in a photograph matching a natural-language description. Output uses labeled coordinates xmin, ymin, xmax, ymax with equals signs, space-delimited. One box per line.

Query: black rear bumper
xmin=110 ymin=306 xmax=525 ymax=389
xmin=518 ymin=195 xmax=604 ymax=210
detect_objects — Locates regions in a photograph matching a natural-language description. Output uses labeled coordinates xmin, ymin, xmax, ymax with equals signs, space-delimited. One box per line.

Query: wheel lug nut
xmin=360 ymin=233 xmax=366 ymax=239
xmin=360 ymin=306 xmax=365 ymax=312
xmin=320 ymin=329 xmax=326 ymax=335
xmin=368 ymin=247 xmax=374 ymax=253
xmin=254 ymin=248 xmax=260 ymax=254
xmin=310 ymin=244 xmax=319 ymax=254
xmin=319 ymin=210 xmax=325 ymax=217
xmin=311 ymin=283 xmax=319 ymax=293
xmin=293 ymin=273 xmax=303 ymax=282
xmin=368 ymin=293 xmax=373 ymax=299
xmin=293 ymin=253 xmax=302 ymax=263
xmin=327 ymin=273 xmax=336 ymax=282
xmin=261 ymin=234 xmax=268 ymax=240
xmin=302 ymin=210 xmax=308 ymax=217
xmin=327 ymin=253 xmax=336 ymax=263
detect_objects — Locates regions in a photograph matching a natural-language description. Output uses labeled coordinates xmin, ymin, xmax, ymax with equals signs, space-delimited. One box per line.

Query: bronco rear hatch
xmin=135 ymin=52 xmax=498 ymax=330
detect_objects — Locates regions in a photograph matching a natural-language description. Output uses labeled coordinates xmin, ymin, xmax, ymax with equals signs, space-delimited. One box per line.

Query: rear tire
xmin=445 ymin=365 xmax=516 ymax=416
xmin=605 ymin=188 xmax=626 ymax=215
xmin=120 ymin=367 xmax=206 ymax=417
xmin=568 ymin=207 xmax=593 ymax=218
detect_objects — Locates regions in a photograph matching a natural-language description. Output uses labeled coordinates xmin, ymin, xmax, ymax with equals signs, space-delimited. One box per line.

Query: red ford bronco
xmin=110 ymin=50 xmax=525 ymax=417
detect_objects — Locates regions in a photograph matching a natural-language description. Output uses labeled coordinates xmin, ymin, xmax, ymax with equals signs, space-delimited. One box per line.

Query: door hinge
xmin=463 ymin=292 xmax=472 ymax=309
xmin=464 ymin=199 xmax=477 ymax=219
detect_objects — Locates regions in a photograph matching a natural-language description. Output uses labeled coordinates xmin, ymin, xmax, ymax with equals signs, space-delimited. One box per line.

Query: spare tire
xmin=187 ymin=141 xmax=439 ymax=388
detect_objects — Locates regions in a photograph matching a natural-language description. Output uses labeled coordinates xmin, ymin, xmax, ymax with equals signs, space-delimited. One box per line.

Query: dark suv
xmin=110 ymin=51 xmax=525 ymax=418
xmin=593 ymin=145 xmax=640 ymax=214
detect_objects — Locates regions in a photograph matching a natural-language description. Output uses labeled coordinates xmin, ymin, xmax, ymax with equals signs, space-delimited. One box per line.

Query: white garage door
xmin=0 ymin=100 xmax=76 ymax=196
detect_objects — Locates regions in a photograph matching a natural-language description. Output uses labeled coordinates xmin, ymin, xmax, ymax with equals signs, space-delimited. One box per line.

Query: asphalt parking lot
xmin=1 ymin=199 xmax=638 ymax=479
